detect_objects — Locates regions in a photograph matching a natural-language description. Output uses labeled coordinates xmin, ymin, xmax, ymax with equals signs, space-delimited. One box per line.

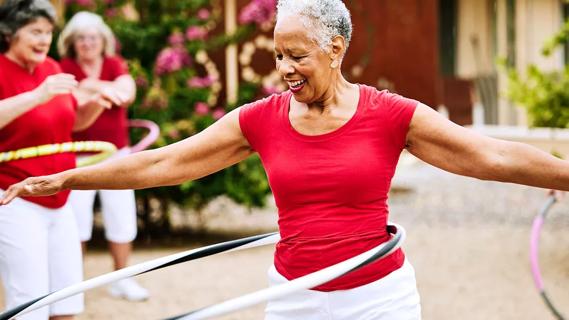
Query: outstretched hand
xmin=0 ymin=175 xmax=63 ymax=206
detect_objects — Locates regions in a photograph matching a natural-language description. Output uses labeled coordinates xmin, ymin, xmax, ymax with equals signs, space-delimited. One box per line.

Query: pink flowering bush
xmin=154 ymin=47 xmax=192 ymax=75
xmin=63 ymin=0 xmax=276 ymax=225
xmin=197 ymin=8 xmax=210 ymax=20
xmin=239 ymin=0 xmax=277 ymax=27
xmin=168 ymin=31 xmax=186 ymax=47
xmin=187 ymin=75 xmax=214 ymax=88
xmin=185 ymin=26 xmax=208 ymax=41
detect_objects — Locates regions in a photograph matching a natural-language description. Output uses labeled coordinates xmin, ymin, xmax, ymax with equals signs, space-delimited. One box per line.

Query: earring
xmin=330 ymin=60 xmax=339 ymax=69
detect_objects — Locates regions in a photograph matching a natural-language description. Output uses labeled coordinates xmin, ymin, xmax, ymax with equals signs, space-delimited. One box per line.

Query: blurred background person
xmin=57 ymin=11 xmax=148 ymax=302
xmin=0 ymin=0 xmax=118 ymax=319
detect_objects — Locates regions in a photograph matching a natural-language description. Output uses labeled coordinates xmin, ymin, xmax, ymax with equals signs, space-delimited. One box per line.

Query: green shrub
xmin=505 ymin=19 xmax=569 ymax=128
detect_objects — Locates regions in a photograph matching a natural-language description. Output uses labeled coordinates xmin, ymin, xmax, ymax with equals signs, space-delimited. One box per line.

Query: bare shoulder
xmin=407 ymin=103 xmax=470 ymax=147
xmin=193 ymin=107 xmax=251 ymax=148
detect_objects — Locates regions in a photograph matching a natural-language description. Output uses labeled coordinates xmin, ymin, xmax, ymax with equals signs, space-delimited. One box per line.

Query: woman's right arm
xmin=0 ymin=107 xmax=254 ymax=204
xmin=0 ymin=74 xmax=78 ymax=129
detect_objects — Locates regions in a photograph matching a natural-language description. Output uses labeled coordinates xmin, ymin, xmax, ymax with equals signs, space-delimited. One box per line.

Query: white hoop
xmin=0 ymin=224 xmax=405 ymax=320
xmin=168 ymin=224 xmax=405 ymax=320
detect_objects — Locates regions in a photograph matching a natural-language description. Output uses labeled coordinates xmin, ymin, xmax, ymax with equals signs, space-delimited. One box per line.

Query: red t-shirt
xmin=239 ymin=85 xmax=417 ymax=291
xmin=0 ymin=55 xmax=76 ymax=208
xmin=60 ymin=56 xmax=130 ymax=148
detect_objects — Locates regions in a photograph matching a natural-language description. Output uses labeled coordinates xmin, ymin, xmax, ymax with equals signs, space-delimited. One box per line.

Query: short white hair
xmin=57 ymin=11 xmax=116 ymax=58
xmin=276 ymin=0 xmax=352 ymax=52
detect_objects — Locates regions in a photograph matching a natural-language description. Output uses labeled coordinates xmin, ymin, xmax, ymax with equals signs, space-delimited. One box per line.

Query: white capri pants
xmin=265 ymin=259 xmax=421 ymax=320
xmin=69 ymin=189 xmax=137 ymax=243
xmin=0 ymin=193 xmax=84 ymax=320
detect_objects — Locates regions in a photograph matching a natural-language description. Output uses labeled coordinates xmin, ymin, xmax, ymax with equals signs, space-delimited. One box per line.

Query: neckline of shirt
xmin=281 ymin=84 xmax=365 ymax=142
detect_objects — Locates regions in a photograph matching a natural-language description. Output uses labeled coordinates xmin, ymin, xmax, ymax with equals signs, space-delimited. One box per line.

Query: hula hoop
xmin=127 ymin=119 xmax=160 ymax=154
xmin=0 ymin=224 xmax=404 ymax=320
xmin=530 ymin=190 xmax=565 ymax=320
xmin=166 ymin=224 xmax=404 ymax=320
xmin=0 ymin=119 xmax=159 ymax=167
xmin=0 ymin=141 xmax=117 ymax=168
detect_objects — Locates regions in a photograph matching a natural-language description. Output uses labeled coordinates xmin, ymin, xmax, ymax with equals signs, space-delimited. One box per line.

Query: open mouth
xmin=32 ymin=48 xmax=47 ymax=55
xmin=288 ymin=79 xmax=306 ymax=93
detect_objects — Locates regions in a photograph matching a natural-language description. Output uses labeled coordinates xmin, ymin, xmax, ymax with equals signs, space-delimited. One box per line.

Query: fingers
xmin=0 ymin=183 xmax=25 ymax=206
xmin=39 ymin=74 xmax=79 ymax=102
xmin=0 ymin=176 xmax=62 ymax=206
xmin=87 ymin=93 xmax=113 ymax=109
xmin=99 ymin=87 xmax=129 ymax=106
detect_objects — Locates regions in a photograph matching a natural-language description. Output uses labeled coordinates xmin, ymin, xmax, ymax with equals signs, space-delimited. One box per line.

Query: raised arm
xmin=406 ymin=103 xmax=569 ymax=190
xmin=0 ymin=74 xmax=78 ymax=129
xmin=0 ymin=107 xmax=254 ymax=204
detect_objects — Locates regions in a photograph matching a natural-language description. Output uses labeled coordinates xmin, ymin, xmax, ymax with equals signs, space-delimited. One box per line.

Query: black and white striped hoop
xmin=0 ymin=224 xmax=405 ymax=320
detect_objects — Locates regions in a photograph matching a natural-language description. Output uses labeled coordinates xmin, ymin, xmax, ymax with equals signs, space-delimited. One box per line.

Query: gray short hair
xmin=0 ymin=0 xmax=57 ymax=52
xmin=57 ymin=11 xmax=116 ymax=58
xmin=276 ymin=0 xmax=352 ymax=52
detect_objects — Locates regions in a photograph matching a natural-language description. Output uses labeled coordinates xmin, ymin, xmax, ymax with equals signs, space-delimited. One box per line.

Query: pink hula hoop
xmin=127 ymin=119 xmax=160 ymax=154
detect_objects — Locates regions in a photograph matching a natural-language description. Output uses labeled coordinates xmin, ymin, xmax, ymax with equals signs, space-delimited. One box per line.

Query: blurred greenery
xmin=505 ymin=18 xmax=569 ymax=128
xmin=63 ymin=0 xmax=275 ymax=217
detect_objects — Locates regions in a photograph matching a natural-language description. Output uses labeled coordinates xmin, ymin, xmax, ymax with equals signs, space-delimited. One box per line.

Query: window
xmin=439 ymin=0 xmax=458 ymax=75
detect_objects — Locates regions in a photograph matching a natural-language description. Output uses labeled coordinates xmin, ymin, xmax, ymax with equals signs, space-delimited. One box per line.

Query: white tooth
xmin=288 ymin=79 xmax=305 ymax=87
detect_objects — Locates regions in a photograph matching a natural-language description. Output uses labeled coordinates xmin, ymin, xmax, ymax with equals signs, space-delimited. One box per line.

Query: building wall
xmin=456 ymin=0 xmax=495 ymax=78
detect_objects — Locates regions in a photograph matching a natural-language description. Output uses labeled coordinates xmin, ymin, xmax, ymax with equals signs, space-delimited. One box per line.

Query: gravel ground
xmin=2 ymin=155 xmax=569 ymax=319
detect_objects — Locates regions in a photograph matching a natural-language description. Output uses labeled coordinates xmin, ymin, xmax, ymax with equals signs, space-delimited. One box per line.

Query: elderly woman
xmin=3 ymin=0 xmax=569 ymax=319
xmin=0 ymin=0 xmax=121 ymax=319
xmin=56 ymin=12 xmax=148 ymax=302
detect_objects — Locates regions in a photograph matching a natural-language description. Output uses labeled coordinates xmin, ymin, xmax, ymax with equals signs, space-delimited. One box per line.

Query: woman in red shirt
xmin=0 ymin=1 xmax=118 ymax=319
xmin=56 ymin=11 xmax=148 ymax=302
xmin=4 ymin=0 xmax=569 ymax=319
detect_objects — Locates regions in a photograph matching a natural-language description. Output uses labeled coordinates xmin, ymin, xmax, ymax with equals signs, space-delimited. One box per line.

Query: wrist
xmin=58 ymin=170 xmax=73 ymax=190
xmin=29 ymin=89 xmax=48 ymax=105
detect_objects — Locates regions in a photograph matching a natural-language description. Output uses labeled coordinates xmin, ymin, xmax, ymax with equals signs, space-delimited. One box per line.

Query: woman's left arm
xmin=406 ymin=103 xmax=569 ymax=191
xmin=79 ymin=74 xmax=136 ymax=107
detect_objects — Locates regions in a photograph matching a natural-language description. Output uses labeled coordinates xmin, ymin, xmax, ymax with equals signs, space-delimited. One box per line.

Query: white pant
xmin=69 ymin=189 xmax=137 ymax=243
xmin=265 ymin=259 xmax=421 ymax=320
xmin=0 ymin=194 xmax=84 ymax=320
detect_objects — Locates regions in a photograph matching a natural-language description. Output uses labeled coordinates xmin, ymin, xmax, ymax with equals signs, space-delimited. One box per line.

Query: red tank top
xmin=239 ymin=85 xmax=417 ymax=291
xmin=0 ymin=55 xmax=76 ymax=208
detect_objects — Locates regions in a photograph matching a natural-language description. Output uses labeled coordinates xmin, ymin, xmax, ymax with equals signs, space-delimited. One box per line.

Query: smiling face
xmin=274 ymin=15 xmax=340 ymax=104
xmin=72 ymin=27 xmax=105 ymax=62
xmin=5 ymin=17 xmax=53 ymax=71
